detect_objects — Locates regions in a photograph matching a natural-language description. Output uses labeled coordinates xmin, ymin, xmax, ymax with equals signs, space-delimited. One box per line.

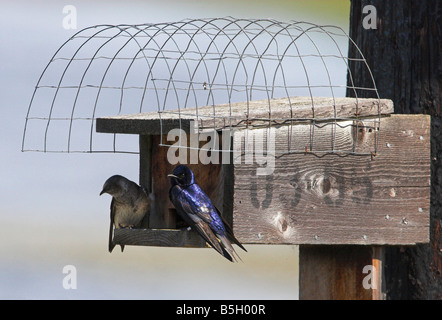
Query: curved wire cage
xmin=22 ymin=17 xmax=380 ymax=156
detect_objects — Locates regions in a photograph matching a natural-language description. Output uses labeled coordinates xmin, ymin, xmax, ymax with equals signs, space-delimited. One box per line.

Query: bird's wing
xmin=215 ymin=207 xmax=247 ymax=252
xmin=170 ymin=186 xmax=232 ymax=262
xmin=170 ymin=185 xmax=213 ymax=223
xmin=184 ymin=185 xmax=214 ymax=224
xmin=109 ymin=198 xmax=116 ymax=253
xmin=183 ymin=196 xmax=213 ymax=224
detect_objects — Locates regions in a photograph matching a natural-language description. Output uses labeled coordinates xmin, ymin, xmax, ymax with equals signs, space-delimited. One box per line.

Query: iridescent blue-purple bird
xmin=168 ymin=165 xmax=246 ymax=262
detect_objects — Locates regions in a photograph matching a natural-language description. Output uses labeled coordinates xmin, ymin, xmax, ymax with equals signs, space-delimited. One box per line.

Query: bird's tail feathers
xmin=217 ymin=208 xmax=247 ymax=252
xmin=227 ymin=234 xmax=247 ymax=252
xmin=219 ymin=235 xmax=243 ymax=263
xmin=205 ymin=238 xmax=233 ymax=262
xmin=194 ymin=221 xmax=233 ymax=262
xmin=109 ymin=220 xmax=115 ymax=253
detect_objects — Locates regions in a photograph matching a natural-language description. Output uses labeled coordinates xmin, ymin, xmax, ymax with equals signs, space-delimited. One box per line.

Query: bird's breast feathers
xmin=113 ymin=201 xmax=146 ymax=228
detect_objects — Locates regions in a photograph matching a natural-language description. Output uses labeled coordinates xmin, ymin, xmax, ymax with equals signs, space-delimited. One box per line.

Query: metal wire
xmin=22 ymin=17 xmax=381 ymax=156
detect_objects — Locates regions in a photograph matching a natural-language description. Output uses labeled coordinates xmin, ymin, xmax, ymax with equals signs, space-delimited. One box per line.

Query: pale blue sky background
xmin=0 ymin=0 xmax=350 ymax=299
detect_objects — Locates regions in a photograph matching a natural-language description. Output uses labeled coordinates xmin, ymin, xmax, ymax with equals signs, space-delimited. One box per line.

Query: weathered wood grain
xmin=148 ymin=134 xmax=222 ymax=229
xmin=232 ymin=114 xmax=431 ymax=245
xmin=96 ymin=96 xmax=393 ymax=134
xmin=113 ymin=228 xmax=207 ymax=248
xmin=299 ymin=245 xmax=373 ymax=300
xmin=139 ymin=135 xmax=152 ymax=228
xmin=371 ymin=246 xmax=385 ymax=300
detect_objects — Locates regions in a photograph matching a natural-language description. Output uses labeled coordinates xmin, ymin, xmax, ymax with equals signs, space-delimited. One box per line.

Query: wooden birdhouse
xmin=96 ymin=97 xmax=430 ymax=249
xmin=22 ymin=18 xmax=431 ymax=300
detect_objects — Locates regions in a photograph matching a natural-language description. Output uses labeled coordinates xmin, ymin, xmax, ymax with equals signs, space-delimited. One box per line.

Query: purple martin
xmin=168 ymin=165 xmax=246 ymax=262
xmin=100 ymin=175 xmax=151 ymax=253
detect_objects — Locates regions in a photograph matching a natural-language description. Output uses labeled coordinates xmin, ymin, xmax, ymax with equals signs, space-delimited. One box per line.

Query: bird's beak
xmin=99 ymin=189 xmax=105 ymax=196
xmin=168 ymin=174 xmax=179 ymax=179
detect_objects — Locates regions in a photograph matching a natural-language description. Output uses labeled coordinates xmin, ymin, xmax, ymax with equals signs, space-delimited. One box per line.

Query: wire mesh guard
xmin=22 ymin=17 xmax=381 ymax=156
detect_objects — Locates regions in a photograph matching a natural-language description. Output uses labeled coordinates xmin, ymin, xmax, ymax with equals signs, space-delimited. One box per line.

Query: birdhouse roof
xmin=96 ymin=96 xmax=393 ymax=135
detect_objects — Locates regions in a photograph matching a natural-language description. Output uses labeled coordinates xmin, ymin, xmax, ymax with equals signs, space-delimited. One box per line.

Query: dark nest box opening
xmin=22 ymin=18 xmax=430 ymax=249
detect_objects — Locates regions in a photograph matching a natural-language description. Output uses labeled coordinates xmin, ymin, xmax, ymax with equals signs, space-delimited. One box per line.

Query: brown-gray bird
xmin=100 ymin=175 xmax=151 ymax=253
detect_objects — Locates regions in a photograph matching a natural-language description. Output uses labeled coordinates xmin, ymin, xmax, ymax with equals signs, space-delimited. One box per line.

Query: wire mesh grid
xmin=22 ymin=17 xmax=381 ymax=156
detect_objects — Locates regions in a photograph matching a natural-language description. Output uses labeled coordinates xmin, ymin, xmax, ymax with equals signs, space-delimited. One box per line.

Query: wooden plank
xmin=96 ymin=97 xmax=393 ymax=134
xmin=149 ymin=134 xmax=176 ymax=229
xmin=232 ymin=114 xmax=431 ymax=245
xmin=139 ymin=135 xmax=152 ymax=228
xmin=299 ymin=245 xmax=386 ymax=300
xmin=139 ymin=135 xmax=152 ymax=194
xmin=149 ymin=134 xmax=223 ymax=229
xmin=113 ymin=228 xmax=207 ymax=248
xmin=299 ymin=245 xmax=373 ymax=300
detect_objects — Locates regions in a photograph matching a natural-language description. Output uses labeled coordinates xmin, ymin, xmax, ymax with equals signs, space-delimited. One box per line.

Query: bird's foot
xmin=118 ymin=224 xmax=135 ymax=229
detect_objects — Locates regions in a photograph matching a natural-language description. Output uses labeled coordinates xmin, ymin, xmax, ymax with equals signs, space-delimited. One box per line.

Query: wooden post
xmin=299 ymin=246 xmax=385 ymax=300
xmin=347 ymin=0 xmax=441 ymax=298
xmin=299 ymin=246 xmax=373 ymax=300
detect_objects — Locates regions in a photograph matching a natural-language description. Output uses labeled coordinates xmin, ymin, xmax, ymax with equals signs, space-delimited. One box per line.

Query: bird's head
xmin=100 ymin=175 xmax=127 ymax=196
xmin=168 ymin=165 xmax=195 ymax=187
